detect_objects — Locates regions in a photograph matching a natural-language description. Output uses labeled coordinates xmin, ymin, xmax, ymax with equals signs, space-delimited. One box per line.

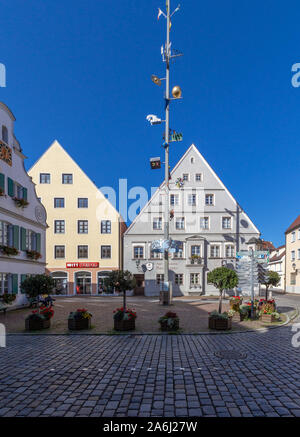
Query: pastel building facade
xmin=268 ymin=245 xmax=285 ymax=290
xmin=29 ymin=141 xmax=125 ymax=295
xmin=285 ymin=215 xmax=300 ymax=293
xmin=0 ymin=102 xmax=47 ymax=305
xmin=123 ymin=144 xmax=260 ymax=296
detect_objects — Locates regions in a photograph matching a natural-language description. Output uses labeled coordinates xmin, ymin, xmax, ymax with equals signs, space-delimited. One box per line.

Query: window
xmin=188 ymin=194 xmax=196 ymax=206
xmin=15 ymin=184 xmax=24 ymax=199
xmin=150 ymin=249 xmax=161 ymax=259
xmin=26 ymin=230 xmax=37 ymax=251
xmin=182 ymin=173 xmax=189 ymax=181
xmin=291 ymin=232 xmax=296 ymax=242
xmin=175 ymin=217 xmax=185 ymax=230
xmin=200 ymin=217 xmax=209 ymax=229
xmin=2 ymin=126 xmax=8 ymax=144
xmin=170 ymin=194 xmax=179 ymax=206
xmin=173 ymin=247 xmax=184 ymax=258
xmin=62 ymin=173 xmax=73 ymax=184
xmin=195 ymin=173 xmax=202 ymax=182
xmin=101 ymin=220 xmax=111 ymax=234
xmin=133 ymin=246 xmax=144 ymax=259
xmin=291 ymin=273 xmax=296 ymax=285
xmin=78 ymin=245 xmax=88 ymax=258
xmin=54 ymin=198 xmax=65 ymax=208
xmin=40 ymin=173 xmax=50 ymax=184
xmin=298 ymin=249 xmax=300 ymax=260
xmin=78 ymin=220 xmax=88 ymax=234
xmin=78 ymin=198 xmax=88 ymax=208
xmin=191 ymin=245 xmax=201 ymax=256
xmin=175 ymin=274 xmax=183 ymax=285
xmin=0 ymin=273 xmax=10 ymax=294
xmin=0 ymin=221 xmax=12 ymax=246
xmin=291 ymin=250 xmax=295 ymax=261
xmin=156 ymin=274 xmax=164 ymax=285
xmin=190 ymin=273 xmax=200 ymax=285
xmin=153 ymin=217 xmax=162 ymax=230
xmin=191 ymin=157 xmax=195 ymax=164
xmin=54 ymin=220 xmax=65 ymax=234
xmin=225 ymin=245 xmax=235 ymax=258
xmin=222 ymin=217 xmax=232 ymax=229
xmin=101 ymin=245 xmax=111 ymax=259
xmin=55 ymin=245 xmax=65 ymax=259
xmin=205 ymin=194 xmax=214 ymax=206
xmin=210 ymin=245 xmax=220 ymax=258
xmin=298 ymin=229 xmax=300 ymax=240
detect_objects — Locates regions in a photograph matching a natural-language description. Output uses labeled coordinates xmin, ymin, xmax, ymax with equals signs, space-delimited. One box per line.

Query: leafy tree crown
xmin=104 ymin=270 xmax=136 ymax=292
xmin=207 ymin=267 xmax=239 ymax=291
xmin=20 ymin=274 xmax=55 ymax=298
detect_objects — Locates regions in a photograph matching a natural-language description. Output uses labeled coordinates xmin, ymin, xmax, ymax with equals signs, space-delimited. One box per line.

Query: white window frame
xmin=191 ymin=245 xmax=201 ymax=257
xmin=210 ymin=244 xmax=221 ymax=258
xmin=291 ymin=232 xmax=296 ymax=242
xmin=195 ymin=173 xmax=202 ymax=182
xmin=175 ymin=274 xmax=184 ymax=285
xmin=175 ymin=217 xmax=185 ymax=230
xmin=182 ymin=173 xmax=189 ymax=181
xmin=170 ymin=193 xmax=179 ymax=206
xmin=200 ymin=217 xmax=209 ymax=230
xmin=190 ymin=273 xmax=200 ymax=285
xmin=133 ymin=244 xmax=145 ymax=259
xmin=291 ymin=250 xmax=295 ymax=261
xmin=187 ymin=193 xmax=196 ymax=206
xmin=225 ymin=244 xmax=235 ymax=258
xmin=222 ymin=217 xmax=232 ymax=230
xmin=153 ymin=217 xmax=162 ymax=230
xmin=205 ymin=194 xmax=214 ymax=206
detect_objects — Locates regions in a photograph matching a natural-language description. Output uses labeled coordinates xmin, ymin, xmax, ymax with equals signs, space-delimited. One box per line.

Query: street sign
xmin=170 ymin=132 xmax=183 ymax=142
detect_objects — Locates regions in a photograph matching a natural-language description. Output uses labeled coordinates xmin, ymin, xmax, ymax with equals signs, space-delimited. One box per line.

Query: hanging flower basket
xmin=0 ymin=245 xmax=19 ymax=256
xmin=68 ymin=309 xmax=92 ymax=330
xmin=12 ymin=197 xmax=29 ymax=209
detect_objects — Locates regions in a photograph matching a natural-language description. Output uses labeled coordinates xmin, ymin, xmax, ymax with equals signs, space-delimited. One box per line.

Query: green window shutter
xmin=13 ymin=225 xmax=19 ymax=250
xmin=0 ymin=173 xmax=4 ymax=192
xmin=21 ymin=227 xmax=26 ymax=251
xmin=12 ymin=274 xmax=18 ymax=294
xmin=23 ymin=187 xmax=28 ymax=201
xmin=20 ymin=274 xmax=27 ymax=293
xmin=36 ymin=233 xmax=41 ymax=253
xmin=8 ymin=177 xmax=14 ymax=197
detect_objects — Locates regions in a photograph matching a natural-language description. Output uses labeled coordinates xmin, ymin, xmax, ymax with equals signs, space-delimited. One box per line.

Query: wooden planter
xmin=25 ymin=315 xmax=50 ymax=331
xmin=159 ymin=319 xmax=179 ymax=332
xmin=260 ymin=314 xmax=276 ymax=323
xmin=114 ymin=318 xmax=135 ymax=331
xmin=209 ymin=317 xmax=232 ymax=330
xmin=68 ymin=316 xmax=91 ymax=331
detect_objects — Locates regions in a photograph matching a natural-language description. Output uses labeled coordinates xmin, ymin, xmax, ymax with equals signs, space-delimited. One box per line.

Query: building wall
xmin=0 ymin=102 xmax=47 ymax=305
xmin=29 ymin=140 xmax=124 ymax=295
xmin=285 ymin=226 xmax=300 ymax=293
xmin=124 ymin=144 xmax=260 ymax=296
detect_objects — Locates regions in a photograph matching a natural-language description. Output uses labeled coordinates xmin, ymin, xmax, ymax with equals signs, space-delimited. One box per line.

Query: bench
xmin=0 ymin=303 xmax=7 ymax=315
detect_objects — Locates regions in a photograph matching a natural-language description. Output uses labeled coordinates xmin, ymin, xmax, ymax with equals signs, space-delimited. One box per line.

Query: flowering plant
xmin=74 ymin=308 xmax=92 ymax=320
xmin=0 ymin=293 xmax=16 ymax=305
xmin=12 ymin=197 xmax=29 ymax=208
xmin=209 ymin=310 xmax=232 ymax=320
xmin=230 ymin=296 xmax=242 ymax=301
xmin=0 ymin=188 xmax=6 ymax=197
xmin=0 ymin=245 xmax=19 ymax=256
xmin=175 ymin=177 xmax=184 ymax=188
xmin=26 ymin=250 xmax=42 ymax=260
xmin=159 ymin=312 xmax=180 ymax=330
xmin=39 ymin=305 xmax=54 ymax=320
xmin=113 ymin=307 xmax=137 ymax=321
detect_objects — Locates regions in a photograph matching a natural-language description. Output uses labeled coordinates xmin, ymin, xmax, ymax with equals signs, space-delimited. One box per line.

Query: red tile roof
xmin=261 ymin=241 xmax=276 ymax=251
xmin=269 ymin=250 xmax=285 ymax=263
xmin=285 ymin=215 xmax=300 ymax=234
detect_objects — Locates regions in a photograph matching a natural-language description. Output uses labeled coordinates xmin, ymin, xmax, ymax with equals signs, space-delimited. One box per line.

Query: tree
xmin=207 ymin=267 xmax=239 ymax=314
xmin=104 ymin=270 xmax=136 ymax=312
xmin=20 ymin=274 xmax=55 ymax=299
xmin=261 ymin=271 xmax=280 ymax=300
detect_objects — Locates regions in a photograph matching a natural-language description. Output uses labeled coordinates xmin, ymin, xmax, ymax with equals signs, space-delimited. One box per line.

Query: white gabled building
xmin=0 ymin=102 xmax=47 ymax=305
xmin=268 ymin=245 xmax=285 ymax=290
xmin=123 ymin=144 xmax=260 ymax=296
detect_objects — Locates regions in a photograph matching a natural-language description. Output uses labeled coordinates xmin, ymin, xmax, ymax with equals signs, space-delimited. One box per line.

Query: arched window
xmin=2 ymin=126 xmax=8 ymax=144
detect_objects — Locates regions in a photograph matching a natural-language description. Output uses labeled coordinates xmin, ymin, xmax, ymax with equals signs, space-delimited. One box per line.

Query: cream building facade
xmin=268 ymin=245 xmax=285 ymax=289
xmin=0 ymin=102 xmax=47 ymax=305
xmin=285 ymin=215 xmax=300 ymax=293
xmin=29 ymin=141 xmax=126 ymax=295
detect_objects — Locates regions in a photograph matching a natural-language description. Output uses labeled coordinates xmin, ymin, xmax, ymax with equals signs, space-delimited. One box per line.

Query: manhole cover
xmin=214 ymin=350 xmax=247 ymax=360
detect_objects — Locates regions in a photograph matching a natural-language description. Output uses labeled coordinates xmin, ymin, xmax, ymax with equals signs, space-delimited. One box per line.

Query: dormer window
xmin=2 ymin=126 xmax=8 ymax=144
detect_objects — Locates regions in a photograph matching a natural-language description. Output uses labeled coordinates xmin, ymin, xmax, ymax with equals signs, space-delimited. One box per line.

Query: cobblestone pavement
xmin=0 ymin=326 xmax=300 ymax=417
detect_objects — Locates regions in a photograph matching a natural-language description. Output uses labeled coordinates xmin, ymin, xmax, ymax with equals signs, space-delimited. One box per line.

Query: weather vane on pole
xmin=146 ymin=1 xmax=183 ymax=305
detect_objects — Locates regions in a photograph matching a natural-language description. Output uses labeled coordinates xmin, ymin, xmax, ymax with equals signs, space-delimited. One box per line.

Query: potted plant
xmin=258 ymin=299 xmax=276 ymax=312
xmin=0 ymin=293 xmax=16 ymax=305
xmin=190 ymin=254 xmax=201 ymax=265
xmin=104 ymin=270 xmax=137 ymax=331
xmin=159 ymin=311 xmax=180 ymax=331
xmin=68 ymin=308 xmax=92 ymax=330
xmin=0 ymin=245 xmax=19 ymax=256
xmin=25 ymin=305 xmax=54 ymax=331
xmin=208 ymin=310 xmax=234 ymax=330
xmin=259 ymin=303 xmax=280 ymax=323
xmin=0 ymin=188 xmax=6 ymax=197
xmin=113 ymin=307 xmax=137 ymax=331
xmin=229 ymin=295 xmax=242 ymax=311
xmin=12 ymin=197 xmax=29 ymax=209
xmin=26 ymin=250 xmax=42 ymax=260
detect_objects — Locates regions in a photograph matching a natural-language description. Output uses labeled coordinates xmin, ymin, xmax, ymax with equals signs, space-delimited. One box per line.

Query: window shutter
xmin=20 ymin=227 xmax=26 ymax=251
xmin=13 ymin=225 xmax=19 ymax=249
xmin=36 ymin=233 xmax=41 ymax=253
xmin=20 ymin=274 xmax=27 ymax=293
xmin=7 ymin=177 xmax=14 ymax=197
xmin=0 ymin=173 xmax=4 ymax=192
xmin=23 ymin=187 xmax=28 ymax=201
xmin=12 ymin=274 xmax=18 ymax=294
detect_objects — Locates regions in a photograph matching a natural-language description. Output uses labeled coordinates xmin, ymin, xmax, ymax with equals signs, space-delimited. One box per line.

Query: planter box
xmin=114 ymin=318 xmax=135 ymax=331
xmin=159 ymin=319 xmax=179 ymax=332
xmin=209 ymin=317 xmax=232 ymax=330
xmin=260 ymin=314 xmax=276 ymax=323
xmin=68 ymin=316 xmax=91 ymax=331
xmin=25 ymin=316 xmax=50 ymax=331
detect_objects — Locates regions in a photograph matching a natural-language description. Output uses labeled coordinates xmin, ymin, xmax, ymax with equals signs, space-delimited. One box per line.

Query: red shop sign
xmin=66 ymin=262 xmax=99 ymax=268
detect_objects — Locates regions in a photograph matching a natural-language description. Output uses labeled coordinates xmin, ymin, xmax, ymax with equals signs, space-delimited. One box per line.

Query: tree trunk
xmin=123 ymin=291 xmax=126 ymax=313
xmin=218 ymin=290 xmax=223 ymax=313
xmin=265 ymin=285 xmax=269 ymax=301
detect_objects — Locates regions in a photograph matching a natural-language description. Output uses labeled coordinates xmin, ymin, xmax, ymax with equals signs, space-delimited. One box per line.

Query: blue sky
xmin=0 ymin=0 xmax=299 ymax=247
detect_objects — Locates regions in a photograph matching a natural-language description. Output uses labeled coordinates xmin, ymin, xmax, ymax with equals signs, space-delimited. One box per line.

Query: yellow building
xmin=285 ymin=215 xmax=300 ymax=293
xmin=29 ymin=140 xmax=126 ymax=295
